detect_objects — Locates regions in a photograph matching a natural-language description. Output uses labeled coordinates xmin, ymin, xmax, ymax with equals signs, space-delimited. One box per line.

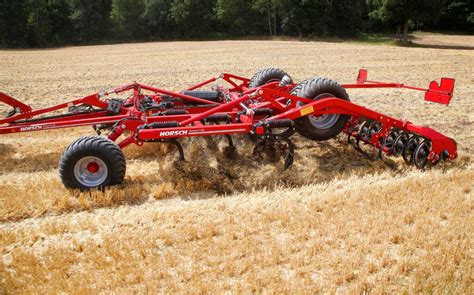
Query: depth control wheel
xmin=249 ymin=67 xmax=293 ymax=88
xmin=292 ymin=77 xmax=351 ymax=141
xmin=59 ymin=136 xmax=126 ymax=190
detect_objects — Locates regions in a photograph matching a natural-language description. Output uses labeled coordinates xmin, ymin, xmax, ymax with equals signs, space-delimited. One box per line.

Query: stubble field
xmin=0 ymin=39 xmax=473 ymax=293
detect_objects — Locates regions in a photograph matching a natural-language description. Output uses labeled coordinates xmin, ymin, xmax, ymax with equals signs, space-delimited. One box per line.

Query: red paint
xmin=87 ymin=162 xmax=99 ymax=173
xmin=0 ymin=69 xmax=458 ymax=163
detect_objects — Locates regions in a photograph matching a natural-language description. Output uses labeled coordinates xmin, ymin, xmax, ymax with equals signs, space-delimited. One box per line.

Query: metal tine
xmin=251 ymin=138 xmax=295 ymax=170
xmin=224 ymin=134 xmax=234 ymax=147
xmin=223 ymin=134 xmax=237 ymax=158
xmin=282 ymin=138 xmax=295 ymax=170
xmin=378 ymin=128 xmax=399 ymax=166
xmin=170 ymin=139 xmax=185 ymax=161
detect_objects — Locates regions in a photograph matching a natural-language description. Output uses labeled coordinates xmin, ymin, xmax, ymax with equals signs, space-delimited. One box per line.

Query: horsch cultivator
xmin=0 ymin=68 xmax=457 ymax=189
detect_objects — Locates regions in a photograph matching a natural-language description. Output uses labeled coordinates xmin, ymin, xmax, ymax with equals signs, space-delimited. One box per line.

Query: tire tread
xmin=59 ymin=136 xmax=126 ymax=189
xmin=291 ymin=77 xmax=350 ymax=141
xmin=249 ymin=67 xmax=293 ymax=88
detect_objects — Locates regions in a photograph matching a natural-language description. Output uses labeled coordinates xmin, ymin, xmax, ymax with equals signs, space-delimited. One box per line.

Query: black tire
xmin=292 ymin=77 xmax=350 ymax=141
xmin=249 ymin=67 xmax=293 ymax=88
xmin=59 ymin=136 xmax=126 ymax=190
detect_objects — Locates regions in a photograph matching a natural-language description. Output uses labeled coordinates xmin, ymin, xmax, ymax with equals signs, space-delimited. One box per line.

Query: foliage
xmin=69 ymin=0 xmax=112 ymax=43
xmin=252 ymin=0 xmax=280 ymax=36
xmin=0 ymin=0 xmax=472 ymax=47
xmin=368 ymin=0 xmax=447 ymax=43
xmin=143 ymin=0 xmax=174 ymax=38
xmin=279 ymin=0 xmax=328 ymax=37
xmin=169 ymin=0 xmax=216 ymax=37
xmin=0 ymin=0 xmax=29 ymax=47
xmin=215 ymin=0 xmax=262 ymax=35
xmin=26 ymin=0 xmax=72 ymax=47
xmin=438 ymin=0 xmax=474 ymax=31
xmin=327 ymin=0 xmax=367 ymax=36
xmin=110 ymin=0 xmax=146 ymax=39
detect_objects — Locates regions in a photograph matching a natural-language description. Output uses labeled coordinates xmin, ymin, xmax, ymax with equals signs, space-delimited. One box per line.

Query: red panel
xmin=357 ymin=68 xmax=368 ymax=84
xmin=425 ymin=78 xmax=455 ymax=105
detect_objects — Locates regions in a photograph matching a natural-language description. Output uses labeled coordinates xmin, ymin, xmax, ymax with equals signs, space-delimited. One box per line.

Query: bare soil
xmin=411 ymin=32 xmax=474 ymax=49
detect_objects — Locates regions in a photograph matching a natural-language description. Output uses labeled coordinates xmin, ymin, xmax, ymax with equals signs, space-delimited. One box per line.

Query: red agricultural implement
xmin=0 ymin=68 xmax=457 ymax=189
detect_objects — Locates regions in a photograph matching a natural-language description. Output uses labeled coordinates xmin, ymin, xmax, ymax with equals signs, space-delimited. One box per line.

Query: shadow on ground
xmin=0 ymin=143 xmax=62 ymax=174
xmin=406 ymin=35 xmax=474 ymax=50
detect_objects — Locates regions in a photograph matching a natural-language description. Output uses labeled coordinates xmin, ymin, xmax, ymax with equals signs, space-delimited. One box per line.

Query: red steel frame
xmin=0 ymin=69 xmax=457 ymax=163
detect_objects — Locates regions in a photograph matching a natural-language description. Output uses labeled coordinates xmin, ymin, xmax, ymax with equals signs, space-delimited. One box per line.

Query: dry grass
xmin=0 ymin=40 xmax=473 ymax=292
xmin=411 ymin=32 xmax=474 ymax=49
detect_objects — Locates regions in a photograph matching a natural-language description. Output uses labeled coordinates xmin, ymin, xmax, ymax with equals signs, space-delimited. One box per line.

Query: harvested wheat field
xmin=0 ymin=40 xmax=473 ymax=293
xmin=411 ymin=32 xmax=474 ymax=50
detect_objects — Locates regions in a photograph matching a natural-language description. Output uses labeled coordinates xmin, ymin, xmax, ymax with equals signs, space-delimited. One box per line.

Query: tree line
xmin=0 ymin=0 xmax=472 ymax=48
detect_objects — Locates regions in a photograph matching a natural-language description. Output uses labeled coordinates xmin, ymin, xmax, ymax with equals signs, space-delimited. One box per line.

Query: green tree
xmin=169 ymin=0 xmax=216 ymax=37
xmin=0 ymin=0 xmax=29 ymax=47
xmin=279 ymin=0 xmax=365 ymax=37
xmin=439 ymin=0 xmax=474 ymax=31
xmin=369 ymin=0 xmax=446 ymax=44
xmin=26 ymin=0 xmax=72 ymax=47
xmin=279 ymin=0 xmax=329 ymax=37
xmin=252 ymin=0 xmax=280 ymax=36
xmin=110 ymin=0 xmax=146 ymax=39
xmin=1 ymin=0 xmax=471 ymax=48
xmin=327 ymin=0 xmax=366 ymax=36
xmin=48 ymin=0 xmax=73 ymax=44
xmin=215 ymin=0 xmax=262 ymax=35
xmin=143 ymin=0 xmax=174 ymax=38
xmin=26 ymin=0 xmax=53 ymax=47
xmin=69 ymin=0 xmax=112 ymax=43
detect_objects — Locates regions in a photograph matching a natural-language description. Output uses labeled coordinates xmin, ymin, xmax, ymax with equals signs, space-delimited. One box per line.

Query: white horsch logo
xmin=20 ymin=125 xmax=43 ymax=132
xmin=159 ymin=130 xmax=188 ymax=137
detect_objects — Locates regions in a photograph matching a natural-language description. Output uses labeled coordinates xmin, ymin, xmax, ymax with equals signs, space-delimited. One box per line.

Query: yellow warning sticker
xmin=300 ymin=106 xmax=314 ymax=116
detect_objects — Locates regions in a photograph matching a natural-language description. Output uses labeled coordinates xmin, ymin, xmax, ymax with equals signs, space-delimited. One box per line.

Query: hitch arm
xmin=0 ymin=92 xmax=33 ymax=116
xmin=343 ymin=69 xmax=455 ymax=105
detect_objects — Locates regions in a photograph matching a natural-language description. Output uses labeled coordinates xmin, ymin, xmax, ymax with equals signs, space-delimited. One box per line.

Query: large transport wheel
xmin=59 ymin=136 xmax=126 ymax=190
xmin=292 ymin=77 xmax=350 ymax=141
xmin=249 ymin=67 xmax=293 ymax=88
